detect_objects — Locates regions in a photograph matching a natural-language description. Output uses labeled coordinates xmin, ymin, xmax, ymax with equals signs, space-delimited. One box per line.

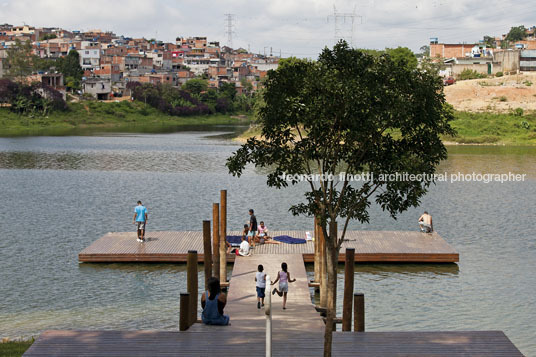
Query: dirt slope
xmin=444 ymin=72 xmax=536 ymax=112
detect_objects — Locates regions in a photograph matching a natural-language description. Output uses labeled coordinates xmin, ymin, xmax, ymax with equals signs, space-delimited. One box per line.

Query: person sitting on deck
xmin=201 ymin=277 xmax=230 ymax=326
xmin=418 ymin=211 xmax=434 ymax=233
xmin=238 ymin=235 xmax=250 ymax=256
xmin=255 ymin=221 xmax=281 ymax=245
xmin=228 ymin=231 xmax=251 ymax=256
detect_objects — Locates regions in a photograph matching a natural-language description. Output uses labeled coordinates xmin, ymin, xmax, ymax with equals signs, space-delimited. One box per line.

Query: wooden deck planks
xmin=23 ymin=330 xmax=524 ymax=357
xmin=25 ymin=254 xmax=522 ymax=356
xmin=79 ymin=230 xmax=459 ymax=263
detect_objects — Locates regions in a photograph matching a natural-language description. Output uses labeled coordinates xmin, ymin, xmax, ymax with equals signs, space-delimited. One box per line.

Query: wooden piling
xmin=353 ymin=292 xmax=365 ymax=332
xmin=179 ymin=292 xmax=190 ymax=331
xmin=187 ymin=250 xmax=198 ymax=326
xmin=342 ymin=248 xmax=355 ymax=331
xmin=202 ymin=221 xmax=212 ymax=290
xmin=219 ymin=190 xmax=227 ymax=282
xmin=314 ymin=217 xmax=320 ymax=284
xmin=319 ymin=224 xmax=328 ymax=308
xmin=212 ymin=203 xmax=220 ymax=279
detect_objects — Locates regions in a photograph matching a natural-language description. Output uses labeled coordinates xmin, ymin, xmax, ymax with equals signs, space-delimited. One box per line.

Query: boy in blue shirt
xmin=133 ymin=201 xmax=148 ymax=242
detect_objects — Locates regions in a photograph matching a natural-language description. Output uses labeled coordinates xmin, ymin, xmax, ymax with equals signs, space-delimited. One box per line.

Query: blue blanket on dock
xmin=226 ymin=235 xmax=243 ymax=245
xmin=226 ymin=235 xmax=306 ymax=245
xmin=273 ymin=235 xmax=306 ymax=244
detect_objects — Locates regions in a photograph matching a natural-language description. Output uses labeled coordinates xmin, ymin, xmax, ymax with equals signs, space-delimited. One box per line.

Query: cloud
xmin=0 ymin=0 xmax=534 ymax=57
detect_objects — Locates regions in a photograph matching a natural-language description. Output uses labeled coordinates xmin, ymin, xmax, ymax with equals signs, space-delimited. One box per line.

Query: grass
xmin=445 ymin=110 xmax=536 ymax=145
xmin=0 ymin=100 xmax=251 ymax=136
xmin=237 ymin=111 xmax=536 ymax=146
xmin=0 ymin=339 xmax=34 ymax=357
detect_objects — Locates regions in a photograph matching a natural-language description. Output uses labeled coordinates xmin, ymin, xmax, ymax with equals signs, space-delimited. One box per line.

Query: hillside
xmin=444 ymin=72 xmax=536 ymax=113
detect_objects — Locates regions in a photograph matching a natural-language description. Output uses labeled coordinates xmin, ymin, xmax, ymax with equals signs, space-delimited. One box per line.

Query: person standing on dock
xmin=133 ymin=200 xmax=148 ymax=242
xmin=418 ymin=211 xmax=433 ymax=233
xmin=248 ymin=209 xmax=258 ymax=247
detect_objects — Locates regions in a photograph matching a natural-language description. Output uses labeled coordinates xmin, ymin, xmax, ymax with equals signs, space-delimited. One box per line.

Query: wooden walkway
xmin=79 ymin=230 xmax=459 ymax=263
xmin=25 ymin=254 xmax=522 ymax=356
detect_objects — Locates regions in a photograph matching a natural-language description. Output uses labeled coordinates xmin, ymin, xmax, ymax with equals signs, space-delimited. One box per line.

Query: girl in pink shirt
xmin=271 ymin=262 xmax=296 ymax=309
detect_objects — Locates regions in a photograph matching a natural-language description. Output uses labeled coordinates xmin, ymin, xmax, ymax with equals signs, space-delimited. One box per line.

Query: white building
xmin=78 ymin=48 xmax=100 ymax=70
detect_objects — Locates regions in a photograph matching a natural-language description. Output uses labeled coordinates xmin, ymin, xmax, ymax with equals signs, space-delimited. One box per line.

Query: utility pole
xmin=327 ymin=5 xmax=362 ymax=47
xmin=224 ymin=13 xmax=236 ymax=49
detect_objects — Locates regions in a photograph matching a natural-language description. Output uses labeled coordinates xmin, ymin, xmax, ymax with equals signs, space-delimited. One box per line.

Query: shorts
xmin=420 ymin=223 xmax=431 ymax=233
xmin=279 ymin=282 xmax=288 ymax=293
xmin=248 ymin=230 xmax=256 ymax=237
xmin=259 ymin=232 xmax=266 ymax=237
xmin=136 ymin=221 xmax=146 ymax=230
xmin=256 ymin=286 xmax=265 ymax=298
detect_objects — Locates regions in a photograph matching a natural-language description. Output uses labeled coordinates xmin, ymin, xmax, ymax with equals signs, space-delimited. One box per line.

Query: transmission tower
xmin=224 ymin=13 xmax=236 ymax=49
xmin=327 ymin=5 xmax=362 ymax=46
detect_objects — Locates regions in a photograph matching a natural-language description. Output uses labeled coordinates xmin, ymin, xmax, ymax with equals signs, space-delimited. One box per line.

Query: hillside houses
xmin=0 ymin=24 xmax=279 ymax=100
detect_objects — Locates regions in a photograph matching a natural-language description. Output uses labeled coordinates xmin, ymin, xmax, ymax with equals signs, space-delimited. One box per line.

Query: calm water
xmin=0 ymin=130 xmax=534 ymax=355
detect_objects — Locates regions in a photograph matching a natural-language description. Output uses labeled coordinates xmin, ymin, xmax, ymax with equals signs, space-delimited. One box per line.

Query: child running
xmin=271 ymin=262 xmax=296 ymax=310
xmin=255 ymin=264 xmax=266 ymax=309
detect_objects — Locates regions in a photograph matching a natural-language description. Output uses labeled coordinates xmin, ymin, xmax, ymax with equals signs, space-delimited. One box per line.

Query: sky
xmin=0 ymin=0 xmax=534 ymax=58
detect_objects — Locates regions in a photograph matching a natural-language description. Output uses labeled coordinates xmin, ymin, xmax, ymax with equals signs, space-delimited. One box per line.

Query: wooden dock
xmin=26 ymin=254 xmax=522 ymax=356
xmin=79 ymin=230 xmax=459 ymax=263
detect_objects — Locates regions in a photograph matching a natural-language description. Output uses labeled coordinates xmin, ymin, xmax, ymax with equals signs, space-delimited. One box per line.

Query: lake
xmin=0 ymin=129 xmax=534 ymax=355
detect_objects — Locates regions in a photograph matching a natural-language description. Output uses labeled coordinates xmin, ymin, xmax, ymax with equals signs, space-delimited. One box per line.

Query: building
xmin=82 ymin=78 xmax=111 ymax=100
xmin=78 ymin=48 xmax=101 ymax=70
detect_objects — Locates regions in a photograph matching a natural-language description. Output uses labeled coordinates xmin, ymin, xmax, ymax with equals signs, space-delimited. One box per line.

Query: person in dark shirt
xmin=248 ymin=209 xmax=258 ymax=247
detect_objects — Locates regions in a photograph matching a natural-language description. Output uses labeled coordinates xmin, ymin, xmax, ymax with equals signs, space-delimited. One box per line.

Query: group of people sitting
xmin=226 ymin=209 xmax=281 ymax=256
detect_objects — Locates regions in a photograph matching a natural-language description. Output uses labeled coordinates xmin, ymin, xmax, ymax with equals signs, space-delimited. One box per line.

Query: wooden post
xmin=319 ymin=224 xmax=328 ymax=308
xmin=212 ymin=203 xmax=220 ymax=279
xmin=353 ymin=292 xmax=365 ymax=332
xmin=342 ymin=248 xmax=355 ymax=331
xmin=314 ymin=217 xmax=320 ymax=284
xmin=219 ymin=190 xmax=227 ymax=283
xmin=179 ymin=292 xmax=190 ymax=331
xmin=187 ymin=250 xmax=198 ymax=326
xmin=202 ymin=220 xmax=212 ymax=290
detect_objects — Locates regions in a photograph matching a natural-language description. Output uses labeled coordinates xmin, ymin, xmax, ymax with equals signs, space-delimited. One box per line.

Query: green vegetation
xmin=459 ymin=69 xmax=487 ymax=80
xmin=496 ymin=71 xmax=504 ymax=77
xmin=482 ymin=35 xmax=497 ymax=48
xmin=523 ymin=80 xmax=532 ymax=86
xmin=0 ymin=100 xmax=250 ymax=136
xmin=446 ymin=110 xmax=536 ymax=144
xmin=0 ymin=339 xmax=34 ymax=357
xmin=506 ymin=25 xmax=527 ymax=42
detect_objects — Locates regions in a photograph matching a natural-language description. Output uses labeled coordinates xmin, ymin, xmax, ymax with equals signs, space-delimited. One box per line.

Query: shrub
xmin=495 ymin=71 xmax=503 ymax=77
xmin=523 ymin=80 xmax=532 ymax=86
xmin=499 ymin=96 xmax=508 ymax=102
xmin=512 ymin=107 xmax=524 ymax=117
xmin=459 ymin=69 xmax=487 ymax=80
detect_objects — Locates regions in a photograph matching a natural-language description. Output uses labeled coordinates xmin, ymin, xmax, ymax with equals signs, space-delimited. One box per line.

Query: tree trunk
xmin=323 ymin=221 xmax=339 ymax=357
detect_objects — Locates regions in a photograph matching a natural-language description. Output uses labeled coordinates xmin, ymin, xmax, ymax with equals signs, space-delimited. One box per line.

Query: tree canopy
xmin=506 ymin=25 xmax=527 ymax=42
xmin=226 ymin=41 xmax=454 ymax=356
xmin=5 ymin=39 xmax=36 ymax=83
xmin=182 ymin=78 xmax=208 ymax=95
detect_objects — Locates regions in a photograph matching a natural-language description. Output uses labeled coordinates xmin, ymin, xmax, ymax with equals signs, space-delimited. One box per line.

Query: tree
xmin=226 ymin=41 xmax=454 ymax=356
xmin=182 ymin=78 xmax=208 ymax=95
xmin=5 ymin=39 xmax=36 ymax=83
xmin=419 ymin=45 xmax=430 ymax=57
xmin=386 ymin=47 xmax=418 ymax=70
xmin=505 ymin=25 xmax=527 ymax=42
xmin=482 ymin=36 xmax=496 ymax=48
xmin=219 ymin=81 xmax=237 ymax=101
xmin=57 ymin=50 xmax=83 ymax=82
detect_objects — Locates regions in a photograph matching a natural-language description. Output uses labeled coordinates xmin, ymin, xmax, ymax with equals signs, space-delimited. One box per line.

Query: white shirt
xmin=256 ymin=272 xmax=266 ymax=288
xmin=239 ymin=240 xmax=250 ymax=256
